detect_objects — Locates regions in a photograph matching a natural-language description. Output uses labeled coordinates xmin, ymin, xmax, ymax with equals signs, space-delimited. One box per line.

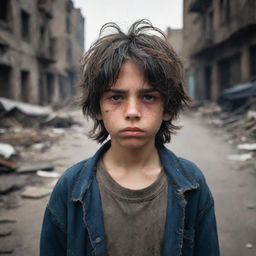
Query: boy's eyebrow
xmin=105 ymin=88 xmax=159 ymax=93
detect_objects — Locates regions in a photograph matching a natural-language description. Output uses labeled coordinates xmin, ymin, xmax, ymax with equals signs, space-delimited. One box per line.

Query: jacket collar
xmin=72 ymin=141 xmax=199 ymax=201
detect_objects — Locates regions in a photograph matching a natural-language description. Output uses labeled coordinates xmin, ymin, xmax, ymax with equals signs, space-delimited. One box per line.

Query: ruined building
xmin=0 ymin=0 xmax=84 ymax=105
xmin=183 ymin=0 xmax=256 ymax=101
xmin=166 ymin=27 xmax=184 ymax=58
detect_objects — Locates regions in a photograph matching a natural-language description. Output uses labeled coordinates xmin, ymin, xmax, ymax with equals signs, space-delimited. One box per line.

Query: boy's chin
xmin=112 ymin=138 xmax=155 ymax=150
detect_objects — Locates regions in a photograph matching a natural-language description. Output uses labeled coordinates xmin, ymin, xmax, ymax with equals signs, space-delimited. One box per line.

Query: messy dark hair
xmin=79 ymin=19 xmax=191 ymax=144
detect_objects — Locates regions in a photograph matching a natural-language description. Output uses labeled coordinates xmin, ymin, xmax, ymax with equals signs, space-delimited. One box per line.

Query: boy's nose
xmin=124 ymin=98 xmax=141 ymax=121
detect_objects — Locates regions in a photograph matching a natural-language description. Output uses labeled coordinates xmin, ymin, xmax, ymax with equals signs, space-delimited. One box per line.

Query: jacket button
xmin=94 ymin=237 xmax=102 ymax=243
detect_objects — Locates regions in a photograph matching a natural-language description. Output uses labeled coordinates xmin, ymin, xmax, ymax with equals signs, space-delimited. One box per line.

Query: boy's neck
xmin=103 ymin=140 xmax=161 ymax=172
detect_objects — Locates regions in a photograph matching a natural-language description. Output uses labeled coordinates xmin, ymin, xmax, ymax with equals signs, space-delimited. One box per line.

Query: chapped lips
xmin=121 ymin=127 xmax=144 ymax=132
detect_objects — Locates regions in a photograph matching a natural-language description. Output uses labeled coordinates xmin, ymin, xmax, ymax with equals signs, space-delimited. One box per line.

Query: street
xmin=0 ymin=110 xmax=256 ymax=256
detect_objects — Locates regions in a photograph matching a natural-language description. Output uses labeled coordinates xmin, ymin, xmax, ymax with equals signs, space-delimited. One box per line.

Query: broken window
xmin=0 ymin=0 xmax=11 ymax=29
xmin=49 ymin=38 xmax=56 ymax=57
xmin=204 ymin=66 xmax=212 ymax=100
xmin=250 ymin=45 xmax=256 ymax=79
xmin=219 ymin=0 xmax=230 ymax=24
xmin=40 ymin=26 xmax=45 ymax=42
xmin=21 ymin=70 xmax=30 ymax=102
xmin=0 ymin=0 xmax=9 ymax=22
xmin=46 ymin=73 xmax=54 ymax=104
xmin=0 ymin=64 xmax=11 ymax=98
xmin=66 ymin=16 xmax=71 ymax=34
xmin=205 ymin=11 xmax=214 ymax=41
xmin=219 ymin=54 xmax=241 ymax=90
xmin=67 ymin=39 xmax=72 ymax=63
xmin=21 ymin=10 xmax=30 ymax=42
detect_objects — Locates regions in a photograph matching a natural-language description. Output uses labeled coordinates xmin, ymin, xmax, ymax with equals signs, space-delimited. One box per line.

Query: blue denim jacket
xmin=40 ymin=141 xmax=219 ymax=256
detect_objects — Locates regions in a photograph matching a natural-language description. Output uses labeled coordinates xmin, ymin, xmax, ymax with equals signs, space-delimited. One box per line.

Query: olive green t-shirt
xmin=96 ymin=159 xmax=168 ymax=256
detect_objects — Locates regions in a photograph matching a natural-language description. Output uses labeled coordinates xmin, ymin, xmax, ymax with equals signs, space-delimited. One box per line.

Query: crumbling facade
xmin=0 ymin=0 xmax=84 ymax=105
xmin=183 ymin=0 xmax=256 ymax=100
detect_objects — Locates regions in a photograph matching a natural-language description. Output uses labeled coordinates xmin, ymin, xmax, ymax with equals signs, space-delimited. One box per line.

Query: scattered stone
xmin=0 ymin=97 xmax=50 ymax=117
xmin=0 ymin=226 xmax=12 ymax=237
xmin=41 ymin=114 xmax=77 ymax=128
xmin=245 ymin=243 xmax=253 ymax=249
xmin=227 ymin=153 xmax=253 ymax=161
xmin=237 ymin=143 xmax=256 ymax=151
xmin=247 ymin=110 xmax=256 ymax=119
xmin=0 ymin=248 xmax=14 ymax=254
xmin=0 ymin=158 xmax=17 ymax=173
xmin=245 ymin=203 xmax=256 ymax=210
xmin=37 ymin=170 xmax=60 ymax=178
xmin=0 ymin=143 xmax=16 ymax=159
xmin=16 ymin=163 xmax=54 ymax=174
xmin=0 ymin=184 xmax=20 ymax=195
xmin=0 ymin=219 xmax=16 ymax=224
xmin=0 ymin=128 xmax=7 ymax=134
xmin=21 ymin=186 xmax=52 ymax=199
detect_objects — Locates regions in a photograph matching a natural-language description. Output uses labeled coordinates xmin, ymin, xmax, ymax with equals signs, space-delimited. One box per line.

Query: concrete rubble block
xmin=237 ymin=143 xmax=256 ymax=151
xmin=0 ymin=158 xmax=17 ymax=174
xmin=0 ymin=97 xmax=51 ymax=117
xmin=16 ymin=163 xmax=54 ymax=174
xmin=0 ymin=175 xmax=23 ymax=195
xmin=0 ymin=143 xmax=16 ymax=159
xmin=21 ymin=186 xmax=52 ymax=199
xmin=227 ymin=153 xmax=253 ymax=161
xmin=37 ymin=170 xmax=59 ymax=178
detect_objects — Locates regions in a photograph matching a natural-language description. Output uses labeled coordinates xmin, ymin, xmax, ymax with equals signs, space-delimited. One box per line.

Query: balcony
xmin=37 ymin=48 xmax=56 ymax=65
xmin=38 ymin=0 xmax=53 ymax=19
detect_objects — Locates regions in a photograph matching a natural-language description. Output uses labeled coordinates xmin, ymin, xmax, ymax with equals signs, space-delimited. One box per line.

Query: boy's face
xmin=97 ymin=61 xmax=170 ymax=149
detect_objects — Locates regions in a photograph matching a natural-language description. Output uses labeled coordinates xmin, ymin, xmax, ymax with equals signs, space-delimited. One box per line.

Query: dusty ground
xmin=0 ymin=110 xmax=256 ymax=255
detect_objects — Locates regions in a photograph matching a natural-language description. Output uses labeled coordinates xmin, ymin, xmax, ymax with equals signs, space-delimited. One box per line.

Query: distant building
xmin=166 ymin=27 xmax=183 ymax=58
xmin=183 ymin=0 xmax=256 ymax=101
xmin=0 ymin=0 xmax=84 ymax=105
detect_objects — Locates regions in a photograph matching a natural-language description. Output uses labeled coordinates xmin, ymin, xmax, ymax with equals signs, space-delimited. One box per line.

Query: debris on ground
xmin=0 ymin=226 xmax=12 ymax=237
xmin=37 ymin=170 xmax=60 ymax=178
xmin=227 ymin=153 xmax=253 ymax=161
xmin=237 ymin=143 xmax=256 ymax=151
xmin=0 ymin=143 xmax=16 ymax=159
xmin=0 ymin=175 xmax=24 ymax=195
xmin=0 ymin=158 xmax=17 ymax=174
xmin=245 ymin=243 xmax=253 ymax=249
xmin=21 ymin=186 xmax=52 ymax=199
xmin=0 ymin=248 xmax=14 ymax=254
xmin=41 ymin=114 xmax=78 ymax=128
xmin=192 ymin=99 xmax=256 ymax=171
xmin=16 ymin=163 xmax=54 ymax=174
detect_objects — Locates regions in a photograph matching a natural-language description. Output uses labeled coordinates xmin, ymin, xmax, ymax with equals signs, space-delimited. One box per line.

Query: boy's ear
xmin=163 ymin=113 xmax=171 ymax=121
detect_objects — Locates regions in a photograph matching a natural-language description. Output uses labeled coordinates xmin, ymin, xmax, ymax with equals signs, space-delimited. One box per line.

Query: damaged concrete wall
xmin=0 ymin=0 xmax=85 ymax=105
xmin=183 ymin=0 xmax=256 ymax=101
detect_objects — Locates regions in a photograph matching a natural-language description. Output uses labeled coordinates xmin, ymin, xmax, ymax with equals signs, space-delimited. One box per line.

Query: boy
xmin=40 ymin=20 xmax=219 ymax=256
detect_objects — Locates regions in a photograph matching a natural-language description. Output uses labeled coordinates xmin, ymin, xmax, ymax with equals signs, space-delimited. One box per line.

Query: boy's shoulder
xmin=177 ymin=157 xmax=206 ymax=182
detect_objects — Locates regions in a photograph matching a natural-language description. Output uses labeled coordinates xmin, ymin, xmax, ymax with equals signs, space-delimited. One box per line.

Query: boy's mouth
xmin=120 ymin=127 xmax=144 ymax=136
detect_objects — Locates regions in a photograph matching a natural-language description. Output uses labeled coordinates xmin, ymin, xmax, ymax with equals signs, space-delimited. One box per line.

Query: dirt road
xmin=0 ymin=110 xmax=255 ymax=255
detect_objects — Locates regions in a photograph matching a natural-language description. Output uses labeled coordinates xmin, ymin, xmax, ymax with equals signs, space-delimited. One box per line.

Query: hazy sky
xmin=72 ymin=0 xmax=183 ymax=50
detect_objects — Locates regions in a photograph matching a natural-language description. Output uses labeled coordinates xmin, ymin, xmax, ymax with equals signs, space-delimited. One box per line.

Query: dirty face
xmin=97 ymin=61 xmax=170 ymax=149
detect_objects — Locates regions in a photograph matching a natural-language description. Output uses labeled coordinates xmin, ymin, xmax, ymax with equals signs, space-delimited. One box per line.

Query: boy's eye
xmin=142 ymin=95 xmax=157 ymax=102
xmin=108 ymin=95 xmax=123 ymax=101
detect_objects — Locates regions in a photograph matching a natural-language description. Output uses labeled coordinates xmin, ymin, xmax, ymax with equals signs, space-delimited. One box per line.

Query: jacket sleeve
xmin=40 ymin=206 xmax=67 ymax=256
xmin=40 ymin=174 xmax=68 ymax=256
xmin=194 ymin=200 xmax=220 ymax=256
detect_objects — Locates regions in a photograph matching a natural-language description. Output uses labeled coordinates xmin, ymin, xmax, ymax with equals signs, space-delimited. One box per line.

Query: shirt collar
xmin=72 ymin=141 xmax=199 ymax=201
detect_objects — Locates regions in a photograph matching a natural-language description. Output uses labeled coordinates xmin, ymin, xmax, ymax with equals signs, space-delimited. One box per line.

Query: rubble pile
xmin=192 ymin=99 xmax=256 ymax=167
xmin=0 ymin=97 xmax=82 ymax=210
